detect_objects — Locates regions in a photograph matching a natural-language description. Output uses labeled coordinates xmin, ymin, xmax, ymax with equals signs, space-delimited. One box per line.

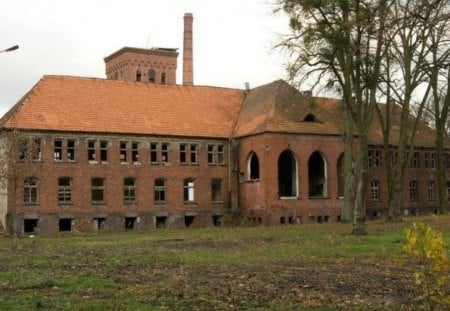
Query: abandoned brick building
xmin=0 ymin=14 xmax=448 ymax=235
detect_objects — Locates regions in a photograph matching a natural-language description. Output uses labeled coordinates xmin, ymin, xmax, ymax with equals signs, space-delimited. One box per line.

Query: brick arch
xmin=278 ymin=149 xmax=298 ymax=197
xmin=308 ymin=150 xmax=328 ymax=197
xmin=247 ymin=151 xmax=260 ymax=180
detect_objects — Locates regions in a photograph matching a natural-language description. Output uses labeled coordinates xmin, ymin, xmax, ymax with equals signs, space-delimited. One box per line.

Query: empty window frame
xmin=23 ymin=219 xmax=38 ymax=234
xmin=59 ymin=218 xmax=72 ymax=232
xmin=409 ymin=180 xmax=418 ymax=201
xmin=444 ymin=153 xmax=450 ymax=169
xmin=410 ymin=152 xmax=420 ymax=168
xmin=161 ymin=72 xmax=166 ymax=84
xmin=91 ymin=178 xmax=105 ymax=203
xmin=425 ymin=152 xmax=436 ymax=169
xmin=67 ymin=139 xmax=76 ymax=161
xmin=154 ymin=179 xmax=166 ymax=203
xmin=32 ymin=138 xmax=42 ymax=161
xmin=148 ymin=69 xmax=156 ymax=83
xmin=93 ymin=218 xmax=105 ymax=230
xmin=87 ymin=140 xmax=96 ymax=161
xmin=58 ymin=177 xmax=72 ymax=204
xmin=370 ymin=180 xmax=380 ymax=201
xmin=427 ymin=180 xmax=436 ymax=201
xmin=54 ymin=139 xmax=63 ymax=161
xmin=136 ymin=70 xmax=142 ymax=82
xmin=131 ymin=142 xmax=139 ymax=163
xmin=125 ymin=217 xmax=136 ymax=229
xmin=18 ymin=138 xmax=28 ymax=160
xmin=211 ymin=179 xmax=222 ymax=202
xmin=248 ymin=152 xmax=260 ymax=180
xmin=100 ymin=141 xmax=108 ymax=162
xmin=150 ymin=143 xmax=158 ymax=163
xmin=161 ymin=143 xmax=169 ymax=163
xmin=217 ymin=145 xmax=225 ymax=164
xmin=180 ymin=144 xmax=187 ymax=164
xmin=23 ymin=177 xmax=38 ymax=204
xmin=190 ymin=144 xmax=198 ymax=164
xmin=368 ymin=150 xmax=381 ymax=168
xmin=123 ymin=177 xmax=136 ymax=203
xmin=183 ymin=179 xmax=195 ymax=202
xmin=120 ymin=142 xmax=128 ymax=163
xmin=390 ymin=151 xmax=398 ymax=168
xmin=208 ymin=145 xmax=215 ymax=164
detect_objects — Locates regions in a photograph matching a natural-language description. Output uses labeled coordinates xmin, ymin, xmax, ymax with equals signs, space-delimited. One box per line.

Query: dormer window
xmin=148 ymin=69 xmax=156 ymax=83
xmin=303 ymin=114 xmax=317 ymax=122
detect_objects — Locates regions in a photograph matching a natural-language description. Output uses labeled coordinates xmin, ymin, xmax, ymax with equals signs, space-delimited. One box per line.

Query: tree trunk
xmin=352 ymin=137 xmax=368 ymax=235
xmin=342 ymin=107 xmax=355 ymax=223
xmin=435 ymin=129 xmax=448 ymax=215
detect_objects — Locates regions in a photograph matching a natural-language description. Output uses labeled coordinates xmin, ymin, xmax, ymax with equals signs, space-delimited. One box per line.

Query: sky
xmin=0 ymin=0 xmax=292 ymax=116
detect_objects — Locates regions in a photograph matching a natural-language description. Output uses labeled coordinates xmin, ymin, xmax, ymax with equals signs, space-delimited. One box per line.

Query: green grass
xmin=0 ymin=216 xmax=449 ymax=310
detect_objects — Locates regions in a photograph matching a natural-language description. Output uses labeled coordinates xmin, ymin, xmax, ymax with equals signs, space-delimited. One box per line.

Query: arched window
xmin=148 ymin=69 xmax=156 ymax=83
xmin=161 ymin=72 xmax=166 ymax=84
xmin=136 ymin=70 xmax=142 ymax=82
xmin=248 ymin=152 xmax=260 ymax=180
xmin=278 ymin=150 xmax=298 ymax=197
xmin=303 ymin=114 xmax=317 ymax=122
xmin=308 ymin=151 xmax=327 ymax=197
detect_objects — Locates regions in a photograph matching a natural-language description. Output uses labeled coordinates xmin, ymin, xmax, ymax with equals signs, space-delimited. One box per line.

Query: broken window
xmin=54 ymin=139 xmax=63 ymax=161
xmin=156 ymin=216 xmax=167 ymax=228
xmin=371 ymin=180 xmax=380 ymax=201
xmin=23 ymin=219 xmax=38 ymax=234
xmin=208 ymin=145 xmax=215 ymax=164
xmin=218 ymin=145 xmax=225 ymax=164
xmin=18 ymin=138 xmax=28 ymax=160
xmin=425 ymin=152 xmax=436 ymax=169
xmin=93 ymin=218 xmax=105 ymax=230
xmin=88 ymin=140 xmax=96 ymax=161
xmin=154 ymin=179 xmax=166 ymax=203
xmin=120 ymin=142 xmax=128 ymax=163
xmin=136 ymin=70 xmax=142 ymax=82
xmin=123 ymin=177 xmax=136 ymax=203
xmin=308 ymin=151 xmax=326 ymax=197
xmin=161 ymin=72 xmax=166 ymax=84
xmin=183 ymin=179 xmax=195 ymax=202
xmin=148 ymin=69 xmax=156 ymax=83
xmin=58 ymin=177 xmax=72 ymax=204
xmin=161 ymin=143 xmax=169 ymax=163
xmin=91 ymin=178 xmax=105 ymax=203
xmin=150 ymin=143 xmax=158 ymax=162
xmin=190 ymin=144 xmax=198 ymax=164
xmin=180 ymin=144 xmax=187 ymax=163
xmin=131 ymin=142 xmax=139 ymax=163
xmin=212 ymin=215 xmax=222 ymax=227
xmin=368 ymin=150 xmax=381 ymax=168
xmin=59 ymin=218 xmax=72 ymax=232
xmin=278 ymin=150 xmax=298 ymax=197
xmin=67 ymin=140 xmax=76 ymax=161
xmin=32 ymin=138 xmax=42 ymax=161
xmin=390 ymin=151 xmax=398 ymax=168
xmin=409 ymin=180 xmax=418 ymax=201
xmin=248 ymin=152 xmax=260 ymax=180
xmin=427 ymin=180 xmax=436 ymax=201
xmin=125 ymin=217 xmax=136 ymax=229
xmin=184 ymin=216 xmax=195 ymax=227
xmin=211 ymin=179 xmax=222 ymax=202
xmin=100 ymin=141 xmax=108 ymax=162
xmin=303 ymin=114 xmax=317 ymax=122
xmin=23 ymin=177 xmax=38 ymax=204
xmin=410 ymin=152 xmax=420 ymax=168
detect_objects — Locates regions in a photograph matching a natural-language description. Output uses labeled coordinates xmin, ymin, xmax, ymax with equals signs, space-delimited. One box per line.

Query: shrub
xmin=403 ymin=222 xmax=450 ymax=310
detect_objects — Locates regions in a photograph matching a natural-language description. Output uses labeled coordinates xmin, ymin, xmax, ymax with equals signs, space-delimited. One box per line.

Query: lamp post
xmin=0 ymin=45 xmax=19 ymax=53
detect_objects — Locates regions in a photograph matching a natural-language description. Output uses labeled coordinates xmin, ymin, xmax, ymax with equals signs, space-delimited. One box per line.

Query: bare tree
xmin=277 ymin=0 xmax=390 ymax=234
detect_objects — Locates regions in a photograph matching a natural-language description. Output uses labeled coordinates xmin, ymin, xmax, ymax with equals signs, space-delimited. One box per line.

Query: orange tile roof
xmin=1 ymin=76 xmax=245 ymax=139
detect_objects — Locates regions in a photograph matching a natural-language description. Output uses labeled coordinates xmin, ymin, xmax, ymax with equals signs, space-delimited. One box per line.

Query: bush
xmin=403 ymin=222 xmax=450 ymax=310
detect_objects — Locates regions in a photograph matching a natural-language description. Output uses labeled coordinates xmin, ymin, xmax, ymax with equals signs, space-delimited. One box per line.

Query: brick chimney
xmin=183 ymin=13 xmax=193 ymax=86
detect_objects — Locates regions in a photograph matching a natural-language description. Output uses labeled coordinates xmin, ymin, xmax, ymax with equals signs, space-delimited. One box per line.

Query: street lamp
xmin=0 ymin=45 xmax=19 ymax=53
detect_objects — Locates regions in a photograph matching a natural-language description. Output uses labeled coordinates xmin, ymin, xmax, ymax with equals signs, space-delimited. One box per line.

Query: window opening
xmin=123 ymin=178 xmax=136 ymax=203
xmin=161 ymin=143 xmax=169 ymax=162
xmin=308 ymin=151 xmax=326 ymax=197
xmin=208 ymin=145 xmax=215 ymax=164
xmin=180 ymin=144 xmax=187 ymax=163
xmin=211 ymin=179 xmax=222 ymax=202
xmin=91 ymin=178 xmax=105 ymax=203
xmin=59 ymin=218 xmax=72 ymax=232
xmin=32 ymin=138 xmax=42 ymax=161
xmin=428 ymin=181 xmax=436 ymax=200
xmin=184 ymin=216 xmax=195 ymax=227
xmin=368 ymin=150 xmax=381 ymax=168
xmin=184 ymin=179 xmax=195 ymax=202
xmin=190 ymin=144 xmax=198 ymax=164
xmin=24 ymin=177 xmax=38 ymax=204
xmin=371 ymin=180 xmax=380 ymax=201
xmin=150 ymin=143 xmax=158 ymax=162
xmin=154 ymin=179 xmax=166 ymax=203
xmin=100 ymin=141 xmax=108 ymax=162
xmin=409 ymin=180 xmax=418 ymax=201
xmin=218 ymin=145 xmax=225 ymax=164
xmin=125 ymin=217 xmax=136 ymax=230
xmin=161 ymin=72 xmax=166 ymax=84
xmin=136 ymin=70 xmax=142 ymax=82
xmin=410 ymin=152 xmax=420 ymax=168
xmin=23 ymin=219 xmax=38 ymax=234
xmin=88 ymin=140 xmax=96 ymax=161
xmin=120 ymin=142 xmax=128 ymax=162
xmin=303 ymin=114 xmax=316 ymax=122
xmin=67 ymin=140 xmax=76 ymax=161
xmin=278 ymin=150 xmax=298 ymax=197
xmin=54 ymin=139 xmax=62 ymax=161
xmin=212 ymin=215 xmax=222 ymax=227
xmin=156 ymin=216 xmax=167 ymax=228
xmin=58 ymin=177 xmax=72 ymax=204
xmin=93 ymin=218 xmax=105 ymax=230
xmin=148 ymin=69 xmax=156 ymax=83
xmin=249 ymin=152 xmax=260 ymax=180
xmin=131 ymin=142 xmax=139 ymax=163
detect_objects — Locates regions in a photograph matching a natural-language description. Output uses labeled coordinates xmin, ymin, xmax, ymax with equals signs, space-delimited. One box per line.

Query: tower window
xmin=148 ymin=69 xmax=156 ymax=83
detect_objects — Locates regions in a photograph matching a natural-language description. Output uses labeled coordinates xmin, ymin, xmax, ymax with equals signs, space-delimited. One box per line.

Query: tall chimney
xmin=183 ymin=13 xmax=193 ymax=86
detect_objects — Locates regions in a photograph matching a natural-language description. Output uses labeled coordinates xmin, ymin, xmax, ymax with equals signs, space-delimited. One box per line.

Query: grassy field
xmin=0 ymin=216 xmax=449 ymax=311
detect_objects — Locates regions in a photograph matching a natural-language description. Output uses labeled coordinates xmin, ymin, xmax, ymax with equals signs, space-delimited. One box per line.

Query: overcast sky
xmin=0 ymin=0 xmax=292 ymax=116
